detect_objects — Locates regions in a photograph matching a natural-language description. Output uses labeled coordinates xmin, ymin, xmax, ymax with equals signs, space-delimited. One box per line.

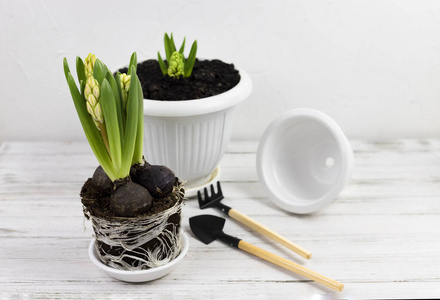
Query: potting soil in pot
xmin=118 ymin=59 xmax=241 ymax=100
xmin=81 ymin=164 xmax=185 ymax=271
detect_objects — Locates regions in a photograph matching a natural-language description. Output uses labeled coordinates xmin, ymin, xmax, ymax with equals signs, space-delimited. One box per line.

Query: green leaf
xmin=65 ymin=72 xmax=118 ymax=181
xmin=132 ymin=75 xmax=144 ymax=165
xmin=127 ymin=52 xmax=137 ymax=75
xmin=179 ymin=37 xmax=186 ymax=54
xmin=184 ymin=40 xmax=197 ymax=77
xmin=76 ymin=56 xmax=86 ymax=84
xmin=93 ymin=59 xmax=108 ymax=84
xmin=106 ymin=71 xmax=125 ymax=145
xmin=170 ymin=33 xmax=177 ymax=53
xmin=114 ymin=72 xmax=126 ymax=134
xmin=157 ymin=52 xmax=168 ymax=75
xmin=119 ymin=65 xmax=139 ymax=178
xmin=164 ymin=33 xmax=173 ymax=62
xmin=80 ymin=80 xmax=86 ymax=100
xmin=63 ymin=58 xmax=71 ymax=82
xmin=101 ymin=79 xmax=122 ymax=173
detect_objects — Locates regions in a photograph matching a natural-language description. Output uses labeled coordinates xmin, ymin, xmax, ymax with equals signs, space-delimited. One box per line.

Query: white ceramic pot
xmin=143 ymin=67 xmax=252 ymax=191
xmin=257 ymin=108 xmax=354 ymax=214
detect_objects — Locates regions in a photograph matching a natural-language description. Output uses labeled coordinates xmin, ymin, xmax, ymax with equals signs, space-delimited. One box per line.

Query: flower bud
xmin=86 ymin=101 xmax=96 ymax=119
xmin=94 ymin=103 xmax=103 ymax=123
xmin=86 ymin=65 xmax=93 ymax=77
xmin=84 ymin=53 xmax=96 ymax=78
xmin=87 ymin=94 xmax=97 ymax=107
xmin=120 ymin=74 xmax=131 ymax=91
xmin=83 ymin=73 xmax=101 ymax=128
xmin=168 ymin=51 xmax=184 ymax=78
xmin=119 ymin=73 xmax=131 ymax=109
xmin=83 ymin=84 xmax=92 ymax=100
xmin=93 ymin=85 xmax=100 ymax=99
xmin=87 ymin=76 xmax=97 ymax=88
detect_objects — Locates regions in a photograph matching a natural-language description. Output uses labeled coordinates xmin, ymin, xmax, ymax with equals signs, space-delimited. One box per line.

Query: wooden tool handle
xmin=238 ymin=240 xmax=344 ymax=292
xmin=229 ymin=208 xmax=312 ymax=259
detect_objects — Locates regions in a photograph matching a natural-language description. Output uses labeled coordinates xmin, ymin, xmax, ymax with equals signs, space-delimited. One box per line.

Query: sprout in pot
xmin=123 ymin=32 xmax=241 ymax=100
xmin=63 ymin=52 xmax=185 ymax=270
xmin=157 ymin=32 xmax=197 ymax=78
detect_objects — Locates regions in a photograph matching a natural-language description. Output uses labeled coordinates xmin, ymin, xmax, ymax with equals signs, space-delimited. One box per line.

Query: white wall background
xmin=1 ymin=0 xmax=440 ymax=142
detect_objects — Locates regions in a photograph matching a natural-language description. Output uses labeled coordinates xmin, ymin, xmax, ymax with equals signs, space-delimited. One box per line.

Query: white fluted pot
xmin=143 ymin=67 xmax=252 ymax=189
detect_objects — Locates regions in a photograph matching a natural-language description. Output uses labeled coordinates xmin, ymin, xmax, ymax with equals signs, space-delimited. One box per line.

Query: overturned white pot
xmin=143 ymin=67 xmax=252 ymax=191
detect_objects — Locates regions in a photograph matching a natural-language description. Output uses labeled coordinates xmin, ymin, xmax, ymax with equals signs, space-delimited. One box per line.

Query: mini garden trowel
xmin=197 ymin=181 xmax=312 ymax=259
xmin=189 ymin=214 xmax=344 ymax=292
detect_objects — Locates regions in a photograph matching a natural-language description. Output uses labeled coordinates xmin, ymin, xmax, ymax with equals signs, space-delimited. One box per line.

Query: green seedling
xmin=63 ymin=52 xmax=144 ymax=182
xmin=157 ymin=33 xmax=197 ymax=78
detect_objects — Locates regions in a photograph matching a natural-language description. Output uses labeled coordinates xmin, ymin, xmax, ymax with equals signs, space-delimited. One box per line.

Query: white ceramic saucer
xmin=88 ymin=232 xmax=189 ymax=282
xmin=184 ymin=166 xmax=221 ymax=198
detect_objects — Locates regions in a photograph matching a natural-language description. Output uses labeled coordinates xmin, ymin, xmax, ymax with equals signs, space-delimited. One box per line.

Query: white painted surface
xmin=1 ymin=1 xmax=440 ymax=142
xmin=1 ymin=140 xmax=440 ymax=298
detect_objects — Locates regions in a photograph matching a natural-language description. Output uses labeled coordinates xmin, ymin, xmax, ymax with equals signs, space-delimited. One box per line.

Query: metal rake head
xmin=197 ymin=181 xmax=225 ymax=209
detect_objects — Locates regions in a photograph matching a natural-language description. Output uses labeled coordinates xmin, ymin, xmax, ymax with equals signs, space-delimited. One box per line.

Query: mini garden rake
xmin=197 ymin=181 xmax=312 ymax=259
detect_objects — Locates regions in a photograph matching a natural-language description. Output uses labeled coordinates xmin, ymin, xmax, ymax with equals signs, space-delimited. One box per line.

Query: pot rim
xmin=143 ymin=66 xmax=252 ymax=117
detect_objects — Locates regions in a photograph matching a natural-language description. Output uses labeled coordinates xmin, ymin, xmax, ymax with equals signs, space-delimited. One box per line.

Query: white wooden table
xmin=1 ymin=140 xmax=440 ymax=299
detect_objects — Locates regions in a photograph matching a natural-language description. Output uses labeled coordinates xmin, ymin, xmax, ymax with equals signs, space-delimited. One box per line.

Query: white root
xmin=89 ymin=183 xmax=185 ymax=271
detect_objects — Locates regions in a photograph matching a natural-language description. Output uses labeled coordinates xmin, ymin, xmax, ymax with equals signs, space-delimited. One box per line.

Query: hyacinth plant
xmin=63 ymin=52 xmax=179 ymax=218
xmin=157 ymin=33 xmax=197 ymax=78
xmin=63 ymin=52 xmax=143 ymax=182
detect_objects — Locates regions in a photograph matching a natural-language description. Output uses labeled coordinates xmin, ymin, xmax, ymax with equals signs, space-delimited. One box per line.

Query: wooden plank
xmin=0 ymin=140 xmax=440 ymax=298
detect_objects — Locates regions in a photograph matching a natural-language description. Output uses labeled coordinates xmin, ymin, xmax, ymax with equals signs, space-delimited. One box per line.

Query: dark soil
xmin=81 ymin=162 xmax=182 ymax=219
xmin=118 ymin=59 xmax=241 ymax=100
xmin=80 ymin=177 xmax=180 ymax=219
